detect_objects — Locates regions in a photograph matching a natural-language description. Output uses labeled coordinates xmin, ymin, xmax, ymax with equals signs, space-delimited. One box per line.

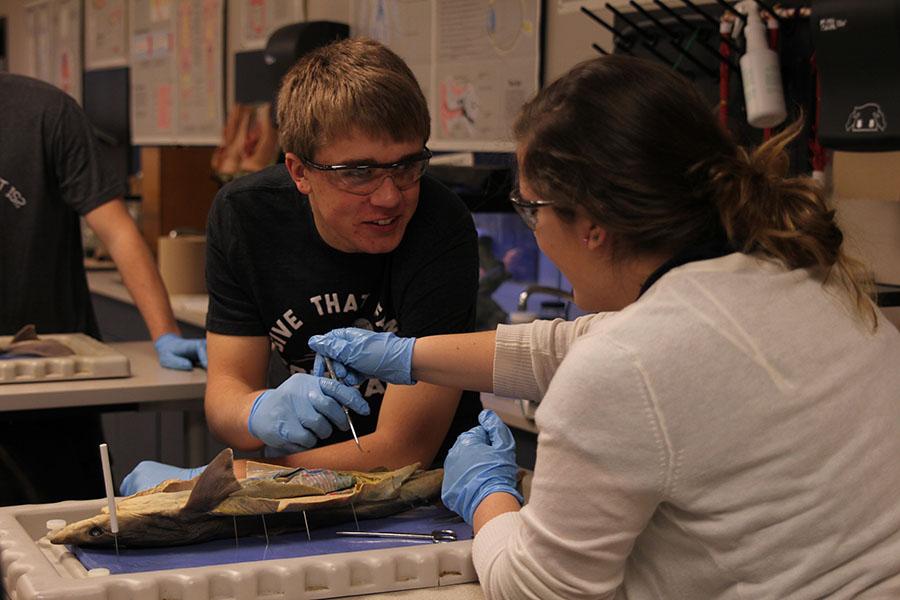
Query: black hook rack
xmin=629 ymin=1 xmax=739 ymax=72
xmin=676 ymin=0 xmax=721 ymax=28
xmin=753 ymin=0 xmax=786 ymax=26
xmin=604 ymin=3 xmax=658 ymax=44
xmin=675 ymin=0 xmax=741 ymax=51
xmin=597 ymin=2 xmax=717 ymax=79
xmin=713 ymin=0 xmax=746 ymax=22
xmin=580 ymin=6 xmax=635 ymax=54
xmin=580 ymin=6 xmax=683 ymax=71
xmin=651 ymin=0 xmax=738 ymax=61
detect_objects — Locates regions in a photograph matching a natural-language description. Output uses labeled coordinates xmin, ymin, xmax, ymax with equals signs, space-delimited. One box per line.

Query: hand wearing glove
xmin=154 ymin=333 xmax=208 ymax=371
xmin=120 ymin=461 xmax=207 ymax=496
xmin=442 ymin=409 xmax=523 ymax=524
xmin=248 ymin=373 xmax=370 ymax=454
xmin=308 ymin=328 xmax=416 ymax=386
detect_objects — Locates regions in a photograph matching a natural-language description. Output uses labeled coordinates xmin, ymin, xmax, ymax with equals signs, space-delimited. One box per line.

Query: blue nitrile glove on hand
xmin=442 ymin=409 xmax=524 ymax=525
xmin=308 ymin=328 xmax=416 ymax=386
xmin=154 ymin=333 xmax=208 ymax=371
xmin=120 ymin=461 xmax=207 ymax=496
xmin=248 ymin=373 xmax=370 ymax=454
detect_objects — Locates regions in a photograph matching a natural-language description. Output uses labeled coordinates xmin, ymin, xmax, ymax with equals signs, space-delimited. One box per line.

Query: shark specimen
xmin=50 ymin=448 xmax=443 ymax=548
xmin=0 ymin=324 xmax=75 ymax=359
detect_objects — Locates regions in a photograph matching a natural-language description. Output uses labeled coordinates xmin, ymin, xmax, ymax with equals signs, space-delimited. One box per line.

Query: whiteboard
xmin=350 ymin=0 xmax=541 ymax=153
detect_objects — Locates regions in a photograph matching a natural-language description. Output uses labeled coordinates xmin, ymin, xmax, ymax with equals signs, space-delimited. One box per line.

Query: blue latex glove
xmin=120 ymin=461 xmax=206 ymax=496
xmin=154 ymin=333 xmax=208 ymax=370
xmin=248 ymin=373 xmax=370 ymax=454
xmin=308 ymin=328 xmax=416 ymax=386
xmin=442 ymin=409 xmax=524 ymax=525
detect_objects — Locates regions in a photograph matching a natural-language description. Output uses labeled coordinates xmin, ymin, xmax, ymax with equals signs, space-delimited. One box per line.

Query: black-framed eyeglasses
xmin=509 ymin=189 xmax=555 ymax=230
xmin=302 ymin=148 xmax=433 ymax=195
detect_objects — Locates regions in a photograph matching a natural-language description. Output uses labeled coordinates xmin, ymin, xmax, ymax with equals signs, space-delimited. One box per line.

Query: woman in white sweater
xmin=310 ymin=56 xmax=900 ymax=599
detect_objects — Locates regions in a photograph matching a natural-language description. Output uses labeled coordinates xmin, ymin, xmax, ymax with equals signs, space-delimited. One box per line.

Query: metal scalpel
xmin=323 ymin=356 xmax=363 ymax=451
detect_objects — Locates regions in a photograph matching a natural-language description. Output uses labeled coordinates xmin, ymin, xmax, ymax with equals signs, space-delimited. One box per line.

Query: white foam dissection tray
xmin=0 ymin=334 xmax=130 ymax=384
xmin=0 ymin=499 xmax=477 ymax=600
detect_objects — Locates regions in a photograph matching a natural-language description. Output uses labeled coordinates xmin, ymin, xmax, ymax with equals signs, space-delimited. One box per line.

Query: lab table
xmin=0 ymin=346 xmax=488 ymax=599
xmin=0 ymin=341 xmax=208 ymax=466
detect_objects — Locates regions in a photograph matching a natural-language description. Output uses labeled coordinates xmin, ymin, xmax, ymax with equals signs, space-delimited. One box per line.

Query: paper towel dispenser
xmin=813 ymin=0 xmax=900 ymax=151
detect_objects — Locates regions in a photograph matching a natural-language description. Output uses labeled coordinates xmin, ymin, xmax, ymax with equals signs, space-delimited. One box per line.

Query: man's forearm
xmin=88 ymin=200 xmax=180 ymax=340
xmin=204 ymin=377 xmax=266 ymax=451
xmin=275 ymin=426 xmax=434 ymax=472
xmin=238 ymin=380 xmax=460 ymax=472
xmin=205 ymin=333 xmax=272 ymax=451
xmin=411 ymin=330 xmax=496 ymax=392
xmin=112 ymin=240 xmax=180 ymax=340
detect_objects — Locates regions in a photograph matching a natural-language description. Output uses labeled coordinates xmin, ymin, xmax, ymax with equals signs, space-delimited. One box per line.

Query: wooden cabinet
xmin=139 ymin=146 xmax=220 ymax=254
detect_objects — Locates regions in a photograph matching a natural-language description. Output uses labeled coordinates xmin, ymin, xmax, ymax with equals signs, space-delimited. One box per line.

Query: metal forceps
xmin=334 ymin=528 xmax=458 ymax=543
xmin=323 ymin=356 xmax=363 ymax=451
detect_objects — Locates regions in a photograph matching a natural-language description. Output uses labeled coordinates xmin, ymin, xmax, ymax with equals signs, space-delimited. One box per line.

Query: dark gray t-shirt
xmin=0 ymin=74 xmax=126 ymax=337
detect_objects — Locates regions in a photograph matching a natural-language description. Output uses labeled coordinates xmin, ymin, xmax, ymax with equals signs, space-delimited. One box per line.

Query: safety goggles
xmin=302 ymin=148 xmax=433 ymax=195
xmin=509 ymin=189 xmax=555 ymax=230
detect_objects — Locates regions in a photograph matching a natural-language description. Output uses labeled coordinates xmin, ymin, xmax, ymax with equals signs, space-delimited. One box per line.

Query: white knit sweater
xmin=476 ymin=253 xmax=900 ymax=599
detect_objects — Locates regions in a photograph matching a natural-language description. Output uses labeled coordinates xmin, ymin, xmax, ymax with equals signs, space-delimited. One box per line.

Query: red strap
xmin=808 ymin=53 xmax=830 ymax=172
xmin=719 ymin=21 xmax=731 ymax=128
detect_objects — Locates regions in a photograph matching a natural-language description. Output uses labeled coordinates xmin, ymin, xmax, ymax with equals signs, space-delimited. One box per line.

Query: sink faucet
xmin=517 ymin=285 xmax=574 ymax=312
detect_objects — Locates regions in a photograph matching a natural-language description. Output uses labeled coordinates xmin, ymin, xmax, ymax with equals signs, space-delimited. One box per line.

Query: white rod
xmin=99 ymin=444 xmax=118 ymax=535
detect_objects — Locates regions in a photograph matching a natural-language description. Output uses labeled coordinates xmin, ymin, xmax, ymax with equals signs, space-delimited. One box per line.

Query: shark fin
xmin=12 ymin=324 xmax=38 ymax=343
xmin=183 ymin=448 xmax=242 ymax=513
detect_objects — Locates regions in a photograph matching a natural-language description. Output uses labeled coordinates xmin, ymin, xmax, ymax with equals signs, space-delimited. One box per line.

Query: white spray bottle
xmin=738 ymin=0 xmax=787 ymax=128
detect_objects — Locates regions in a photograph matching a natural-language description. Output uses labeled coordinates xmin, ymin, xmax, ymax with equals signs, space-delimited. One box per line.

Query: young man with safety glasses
xmin=118 ymin=38 xmax=479 ymax=492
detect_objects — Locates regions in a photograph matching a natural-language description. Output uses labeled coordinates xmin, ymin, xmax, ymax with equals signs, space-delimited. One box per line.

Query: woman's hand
xmin=309 ymin=328 xmax=416 ymax=386
xmin=441 ymin=409 xmax=523 ymax=525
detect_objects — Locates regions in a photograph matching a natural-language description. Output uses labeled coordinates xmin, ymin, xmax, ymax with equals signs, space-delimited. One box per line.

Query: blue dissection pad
xmin=73 ymin=505 xmax=472 ymax=574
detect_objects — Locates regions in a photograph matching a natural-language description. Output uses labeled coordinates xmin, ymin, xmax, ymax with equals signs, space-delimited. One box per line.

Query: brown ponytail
xmin=708 ymin=118 xmax=877 ymax=329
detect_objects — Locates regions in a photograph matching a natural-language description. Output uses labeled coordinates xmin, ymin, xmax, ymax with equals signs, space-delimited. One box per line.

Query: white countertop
xmin=86 ymin=269 xmax=208 ymax=329
xmin=0 ymin=341 xmax=206 ymax=411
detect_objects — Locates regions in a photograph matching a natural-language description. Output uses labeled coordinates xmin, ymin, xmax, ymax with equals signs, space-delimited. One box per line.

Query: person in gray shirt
xmin=0 ymin=73 xmax=206 ymax=504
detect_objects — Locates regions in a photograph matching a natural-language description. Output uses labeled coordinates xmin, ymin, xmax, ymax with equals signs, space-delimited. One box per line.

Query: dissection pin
xmin=323 ymin=356 xmax=363 ymax=451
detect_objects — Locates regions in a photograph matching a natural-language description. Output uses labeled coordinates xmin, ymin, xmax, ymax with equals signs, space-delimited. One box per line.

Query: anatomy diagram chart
xmin=130 ymin=0 xmax=177 ymax=143
xmin=352 ymin=0 xmax=540 ymax=152
xmin=24 ymin=0 xmax=83 ymax=104
xmin=86 ymin=0 xmax=129 ymax=70
xmin=24 ymin=1 xmax=53 ymax=87
xmin=130 ymin=0 xmax=223 ymax=145
xmin=236 ymin=0 xmax=305 ymax=51
xmin=175 ymin=0 xmax=224 ymax=144
xmin=350 ymin=0 xmax=433 ymax=110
